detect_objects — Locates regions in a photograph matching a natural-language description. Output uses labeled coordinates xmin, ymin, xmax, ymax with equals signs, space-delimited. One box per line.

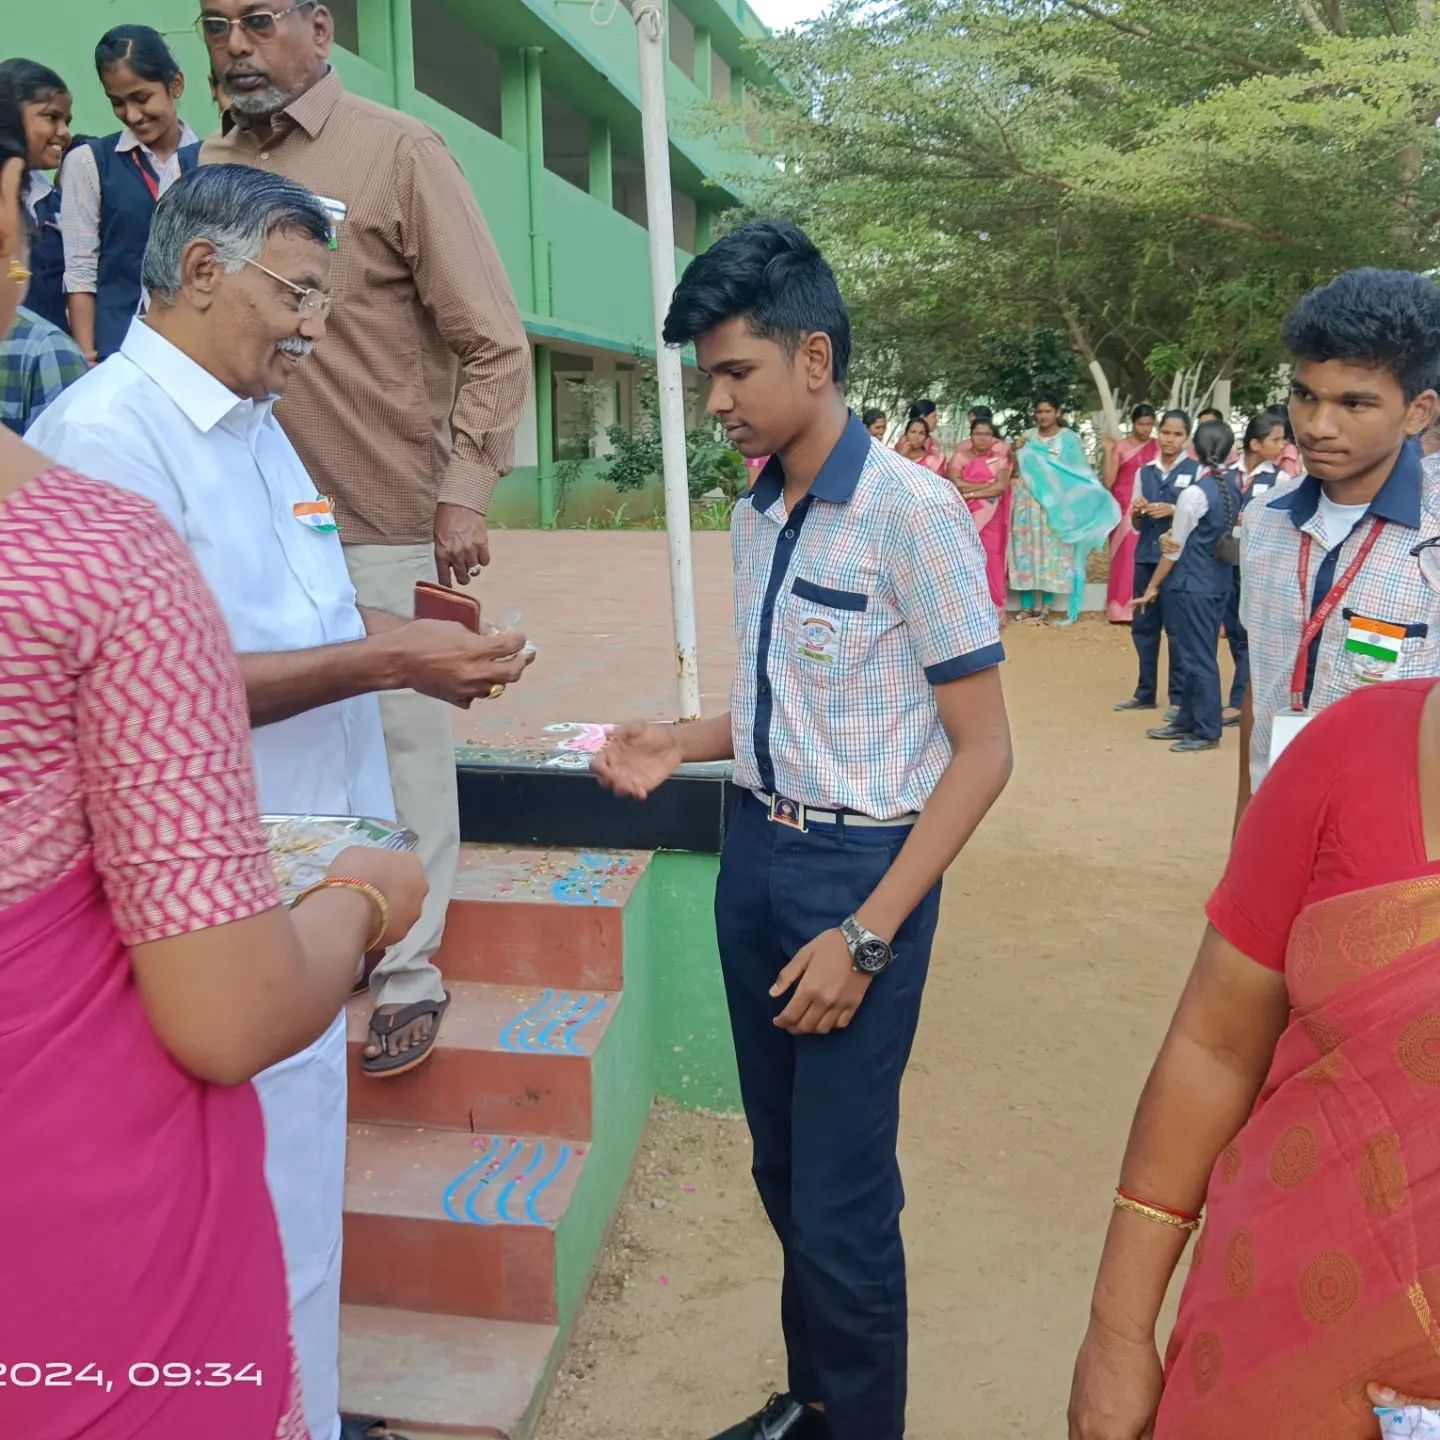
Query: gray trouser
xmin=343 ymin=542 xmax=455 ymax=1009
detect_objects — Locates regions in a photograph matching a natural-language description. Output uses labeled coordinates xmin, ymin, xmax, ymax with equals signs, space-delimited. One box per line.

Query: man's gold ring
xmin=486 ymin=683 xmax=506 ymax=700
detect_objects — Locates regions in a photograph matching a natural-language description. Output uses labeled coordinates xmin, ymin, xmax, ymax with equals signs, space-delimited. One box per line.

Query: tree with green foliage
xmin=723 ymin=0 xmax=1440 ymax=424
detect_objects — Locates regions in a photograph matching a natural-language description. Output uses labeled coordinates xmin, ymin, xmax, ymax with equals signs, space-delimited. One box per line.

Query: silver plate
xmin=260 ymin=813 xmax=419 ymax=901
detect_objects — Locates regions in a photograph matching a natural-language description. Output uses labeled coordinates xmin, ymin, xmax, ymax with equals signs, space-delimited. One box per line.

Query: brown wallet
xmin=414 ymin=581 xmax=481 ymax=632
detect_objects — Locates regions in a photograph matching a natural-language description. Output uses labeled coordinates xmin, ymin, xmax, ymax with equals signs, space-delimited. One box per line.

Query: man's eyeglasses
xmin=196 ymin=1 xmax=315 ymax=45
xmin=242 ymin=257 xmax=332 ymax=321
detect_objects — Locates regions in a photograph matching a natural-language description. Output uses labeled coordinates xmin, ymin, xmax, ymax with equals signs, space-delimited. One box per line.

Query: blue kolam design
xmin=499 ymin=989 xmax=609 ymax=1054
xmin=551 ymin=852 xmax=635 ymax=906
xmin=442 ymin=1136 xmax=574 ymax=1225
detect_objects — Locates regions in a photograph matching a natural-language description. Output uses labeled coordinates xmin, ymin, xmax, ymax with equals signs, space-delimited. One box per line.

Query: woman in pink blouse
xmin=0 ymin=83 xmax=425 ymax=1440
xmin=1100 ymin=404 xmax=1159 ymax=623
xmin=948 ymin=416 xmax=1013 ymax=622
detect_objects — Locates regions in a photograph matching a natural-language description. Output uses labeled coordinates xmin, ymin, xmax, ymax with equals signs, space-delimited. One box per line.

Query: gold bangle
xmin=291 ymin=876 xmax=389 ymax=954
xmin=1113 ymin=1194 xmax=1202 ymax=1232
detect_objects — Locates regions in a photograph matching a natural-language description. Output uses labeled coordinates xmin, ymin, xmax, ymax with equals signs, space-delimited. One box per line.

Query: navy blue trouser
xmin=1131 ymin=560 xmax=1183 ymax=706
xmin=1224 ymin=572 xmax=1250 ymax=709
xmin=1168 ymin=590 xmax=1228 ymax=741
xmin=715 ymin=793 xmax=942 ymax=1440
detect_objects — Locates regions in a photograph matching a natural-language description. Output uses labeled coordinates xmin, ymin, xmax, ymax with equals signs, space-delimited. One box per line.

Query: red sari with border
xmin=1106 ymin=435 xmax=1158 ymax=623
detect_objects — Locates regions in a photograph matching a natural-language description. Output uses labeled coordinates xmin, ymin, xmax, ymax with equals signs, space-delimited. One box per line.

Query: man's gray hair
xmin=141 ymin=164 xmax=331 ymax=303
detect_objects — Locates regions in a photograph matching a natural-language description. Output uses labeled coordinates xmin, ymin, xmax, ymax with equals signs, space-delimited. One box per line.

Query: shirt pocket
xmin=787 ymin=576 xmax=872 ymax=678
xmin=1341 ymin=607 xmax=1432 ymax=684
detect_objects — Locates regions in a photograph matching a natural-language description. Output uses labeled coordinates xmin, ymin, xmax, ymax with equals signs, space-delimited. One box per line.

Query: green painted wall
xmin=648 ymin=851 xmax=741 ymax=1112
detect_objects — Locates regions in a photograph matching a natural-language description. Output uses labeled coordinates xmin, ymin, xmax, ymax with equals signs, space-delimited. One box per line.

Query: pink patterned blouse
xmin=0 ymin=468 xmax=305 ymax=1439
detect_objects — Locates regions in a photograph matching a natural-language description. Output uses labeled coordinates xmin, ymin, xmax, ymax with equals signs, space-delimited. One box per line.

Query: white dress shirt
xmin=27 ymin=315 xmax=388 ymax=1440
xmin=27 ymin=317 xmax=393 ymax=821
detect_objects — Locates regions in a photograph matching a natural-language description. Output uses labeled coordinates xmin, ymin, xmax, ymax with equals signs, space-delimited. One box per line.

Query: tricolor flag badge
xmin=293 ymin=498 xmax=339 ymax=534
xmin=1344 ymin=615 xmax=1405 ymax=682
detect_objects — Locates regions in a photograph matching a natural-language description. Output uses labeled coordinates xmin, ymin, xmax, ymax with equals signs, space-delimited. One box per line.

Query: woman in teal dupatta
xmin=1010 ymin=395 xmax=1121 ymax=624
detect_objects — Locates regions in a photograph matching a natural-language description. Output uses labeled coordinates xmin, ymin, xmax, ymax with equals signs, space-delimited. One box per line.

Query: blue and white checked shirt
xmin=1240 ymin=440 xmax=1440 ymax=791
xmin=730 ymin=413 xmax=1004 ymax=820
xmin=1 ymin=305 xmax=87 ymax=436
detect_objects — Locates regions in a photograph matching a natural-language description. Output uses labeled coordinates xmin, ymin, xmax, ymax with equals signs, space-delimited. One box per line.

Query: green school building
xmin=11 ymin=0 xmax=770 ymax=525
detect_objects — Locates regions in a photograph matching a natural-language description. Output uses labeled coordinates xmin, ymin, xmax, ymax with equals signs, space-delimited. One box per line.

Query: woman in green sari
xmin=1010 ymin=395 xmax=1121 ymax=625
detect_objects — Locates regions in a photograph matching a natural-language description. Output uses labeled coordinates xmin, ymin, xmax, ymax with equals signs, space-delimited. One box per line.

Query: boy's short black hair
xmin=1196 ymin=407 xmax=1224 ymax=423
xmin=1282 ymin=268 xmax=1440 ymax=401
xmin=663 ymin=219 xmax=851 ymax=382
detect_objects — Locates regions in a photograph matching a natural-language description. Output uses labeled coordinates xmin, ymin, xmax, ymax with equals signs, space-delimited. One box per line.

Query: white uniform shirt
xmin=26 ymin=318 xmax=393 ymax=820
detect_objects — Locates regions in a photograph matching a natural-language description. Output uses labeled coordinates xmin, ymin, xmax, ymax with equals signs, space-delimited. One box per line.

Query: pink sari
xmin=0 ymin=470 xmax=301 ymax=1439
xmin=956 ymin=452 xmax=1011 ymax=608
xmin=1106 ymin=436 xmax=1158 ymax=623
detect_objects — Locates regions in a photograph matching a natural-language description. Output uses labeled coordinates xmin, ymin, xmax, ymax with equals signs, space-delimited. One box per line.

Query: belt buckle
xmin=768 ymin=794 xmax=808 ymax=832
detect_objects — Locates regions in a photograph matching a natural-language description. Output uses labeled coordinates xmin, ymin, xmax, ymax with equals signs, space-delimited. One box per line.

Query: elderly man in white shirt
xmin=28 ymin=163 xmax=534 ymax=1440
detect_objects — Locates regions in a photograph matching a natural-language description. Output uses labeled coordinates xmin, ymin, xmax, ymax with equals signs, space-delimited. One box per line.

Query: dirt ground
xmin=533 ymin=617 xmax=1240 ymax=1440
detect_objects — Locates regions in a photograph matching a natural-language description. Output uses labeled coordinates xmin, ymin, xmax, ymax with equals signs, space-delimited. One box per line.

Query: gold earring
xmin=7 ymin=258 xmax=31 ymax=283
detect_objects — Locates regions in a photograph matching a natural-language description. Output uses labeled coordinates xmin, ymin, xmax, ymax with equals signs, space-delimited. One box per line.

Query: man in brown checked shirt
xmin=198 ymin=4 xmax=529 ymax=1088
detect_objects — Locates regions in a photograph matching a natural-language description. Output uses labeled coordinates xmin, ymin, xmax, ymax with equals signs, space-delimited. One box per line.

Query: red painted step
xmin=342 ymin=1124 xmax=584 ymax=1324
xmin=345 ymin=981 xmax=619 ymax=1138
xmin=340 ymin=1304 xmax=556 ymax=1439
xmin=433 ymin=846 xmax=649 ymax=991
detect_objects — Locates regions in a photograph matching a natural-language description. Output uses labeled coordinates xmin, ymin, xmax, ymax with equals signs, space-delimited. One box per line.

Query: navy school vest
xmin=1135 ymin=456 xmax=1199 ymax=566
xmin=24 ymin=187 xmax=69 ymax=334
xmin=1169 ymin=468 xmax=1244 ymax=596
xmin=88 ymin=133 xmax=201 ymax=359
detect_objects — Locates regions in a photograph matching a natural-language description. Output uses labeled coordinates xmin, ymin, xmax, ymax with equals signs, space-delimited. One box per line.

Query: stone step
xmin=434 ymin=845 xmax=649 ymax=991
xmin=340 ymin=1303 xmax=557 ymax=1440
xmin=346 ymin=980 xmax=619 ymax=1138
xmin=343 ymin=1124 xmax=584 ymax=1324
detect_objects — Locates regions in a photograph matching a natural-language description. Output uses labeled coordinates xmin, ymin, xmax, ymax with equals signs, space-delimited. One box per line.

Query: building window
xmin=613 ymin=152 xmax=647 ymax=230
xmin=412 ymin=0 xmax=503 ymax=138
xmin=543 ymin=90 xmax=591 ymax=192
xmin=669 ymin=4 xmax=695 ymax=80
xmin=672 ymin=190 xmax=697 ymax=253
xmin=710 ymin=51 xmax=731 ymax=102
xmin=328 ymin=0 xmax=359 ymax=54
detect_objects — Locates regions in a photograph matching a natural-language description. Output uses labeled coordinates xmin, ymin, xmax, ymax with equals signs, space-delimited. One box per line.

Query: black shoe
xmin=708 ymin=1394 xmax=831 ymax=1440
xmin=1146 ymin=723 xmax=1193 ymax=740
xmin=1171 ymin=736 xmax=1220 ymax=753
xmin=1113 ymin=698 xmax=1157 ymax=712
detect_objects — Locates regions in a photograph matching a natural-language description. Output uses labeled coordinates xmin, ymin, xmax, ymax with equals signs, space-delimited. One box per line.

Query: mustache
xmin=277 ymin=337 xmax=314 ymax=357
xmin=222 ymin=64 xmax=272 ymax=85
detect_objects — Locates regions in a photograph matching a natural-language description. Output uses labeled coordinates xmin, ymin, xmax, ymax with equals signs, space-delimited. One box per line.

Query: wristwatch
xmin=841 ymin=915 xmax=894 ymax=975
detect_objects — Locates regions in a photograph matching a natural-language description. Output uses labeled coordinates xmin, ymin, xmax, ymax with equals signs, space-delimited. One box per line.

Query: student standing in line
xmin=1114 ymin=409 xmax=1197 ymax=715
xmin=1235 ymin=268 xmax=1440 ymax=818
xmin=0 ymin=60 xmax=70 ymax=333
xmin=1137 ymin=418 xmax=1243 ymax=753
xmin=1264 ymin=401 xmax=1304 ymax=477
xmin=594 ymin=219 xmax=1012 ymax=1440
xmin=1100 ymin=403 xmax=1159 ymax=623
xmin=61 ymin=25 xmax=199 ymax=363
xmin=862 ymin=406 xmax=887 ymax=440
xmin=1218 ymin=414 xmax=1289 ymax=728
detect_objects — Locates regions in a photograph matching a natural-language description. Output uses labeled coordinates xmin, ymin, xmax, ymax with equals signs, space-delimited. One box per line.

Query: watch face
xmin=854 ymin=937 xmax=892 ymax=974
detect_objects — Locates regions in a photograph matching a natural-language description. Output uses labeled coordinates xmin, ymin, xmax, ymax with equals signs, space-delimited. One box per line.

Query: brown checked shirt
xmin=202 ymin=69 xmax=529 ymax=546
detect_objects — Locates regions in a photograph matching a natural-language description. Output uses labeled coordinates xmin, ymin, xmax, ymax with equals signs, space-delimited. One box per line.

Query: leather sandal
xmin=360 ymin=993 xmax=451 ymax=1078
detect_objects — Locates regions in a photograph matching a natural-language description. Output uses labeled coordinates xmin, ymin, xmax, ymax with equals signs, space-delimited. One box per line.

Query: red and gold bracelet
xmin=291 ymin=876 xmax=389 ymax=955
xmin=1113 ymin=1187 xmax=1201 ymax=1232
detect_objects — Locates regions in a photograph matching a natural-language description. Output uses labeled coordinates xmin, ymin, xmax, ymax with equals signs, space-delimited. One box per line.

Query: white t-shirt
xmin=1316 ymin=491 xmax=1371 ymax=549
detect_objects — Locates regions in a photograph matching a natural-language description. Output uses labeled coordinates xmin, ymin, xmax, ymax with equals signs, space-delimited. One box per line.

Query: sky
xmin=749 ymin=0 xmax=834 ymax=30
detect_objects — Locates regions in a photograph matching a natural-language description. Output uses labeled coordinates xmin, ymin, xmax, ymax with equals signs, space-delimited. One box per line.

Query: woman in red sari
xmin=0 ymin=81 xmax=425 ymax=1440
xmin=949 ymin=416 xmax=1012 ymax=623
xmin=1069 ymin=678 xmax=1440 ymax=1439
xmin=1100 ymin=404 xmax=1158 ymax=624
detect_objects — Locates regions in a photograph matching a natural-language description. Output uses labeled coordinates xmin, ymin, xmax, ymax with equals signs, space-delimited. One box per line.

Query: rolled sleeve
xmin=59 ymin=146 xmax=101 ymax=295
xmin=889 ymin=489 xmax=1003 ymax=684
xmin=397 ymin=135 xmax=530 ymax=516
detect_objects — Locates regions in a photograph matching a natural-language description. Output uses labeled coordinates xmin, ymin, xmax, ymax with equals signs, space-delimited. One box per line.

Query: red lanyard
xmin=1289 ymin=518 xmax=1384 ymax=709
xmin=130 ymin=150 xmax=160 ymax=202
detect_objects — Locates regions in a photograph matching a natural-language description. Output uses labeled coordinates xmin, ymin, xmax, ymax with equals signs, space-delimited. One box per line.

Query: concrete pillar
xmin=536 ymin=344 xmax=556 ymax=529
xmin=589 ymin=117 xmax=613 ymax=205
xmin=500 ymin=50 xmax=527 ymax=150
xmin=388 ymin=0 xmax=414 ymax=109
xmin=693 ymin=27 xmax=712 ymax=98
xmin=522 ymin=48 xmax=549 ymax=317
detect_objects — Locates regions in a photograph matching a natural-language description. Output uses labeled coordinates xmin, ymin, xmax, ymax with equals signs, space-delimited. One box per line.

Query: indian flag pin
xmin=1344 ymin=616 xmax=1405 ymax=682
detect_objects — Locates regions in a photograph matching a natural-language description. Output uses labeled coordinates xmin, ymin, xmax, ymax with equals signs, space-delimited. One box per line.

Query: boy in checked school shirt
xmin=592 ymin=221 xmax=1012 ymax=1440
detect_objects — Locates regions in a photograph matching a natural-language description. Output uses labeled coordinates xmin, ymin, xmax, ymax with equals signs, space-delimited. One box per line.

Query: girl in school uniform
xmin=60 ymin=26 xmax=199 ymax=363
xmin=0 ymin=59 xmax=71 ymax=333
xmin=1138 ymin=419 xmax=1244 ymax=753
